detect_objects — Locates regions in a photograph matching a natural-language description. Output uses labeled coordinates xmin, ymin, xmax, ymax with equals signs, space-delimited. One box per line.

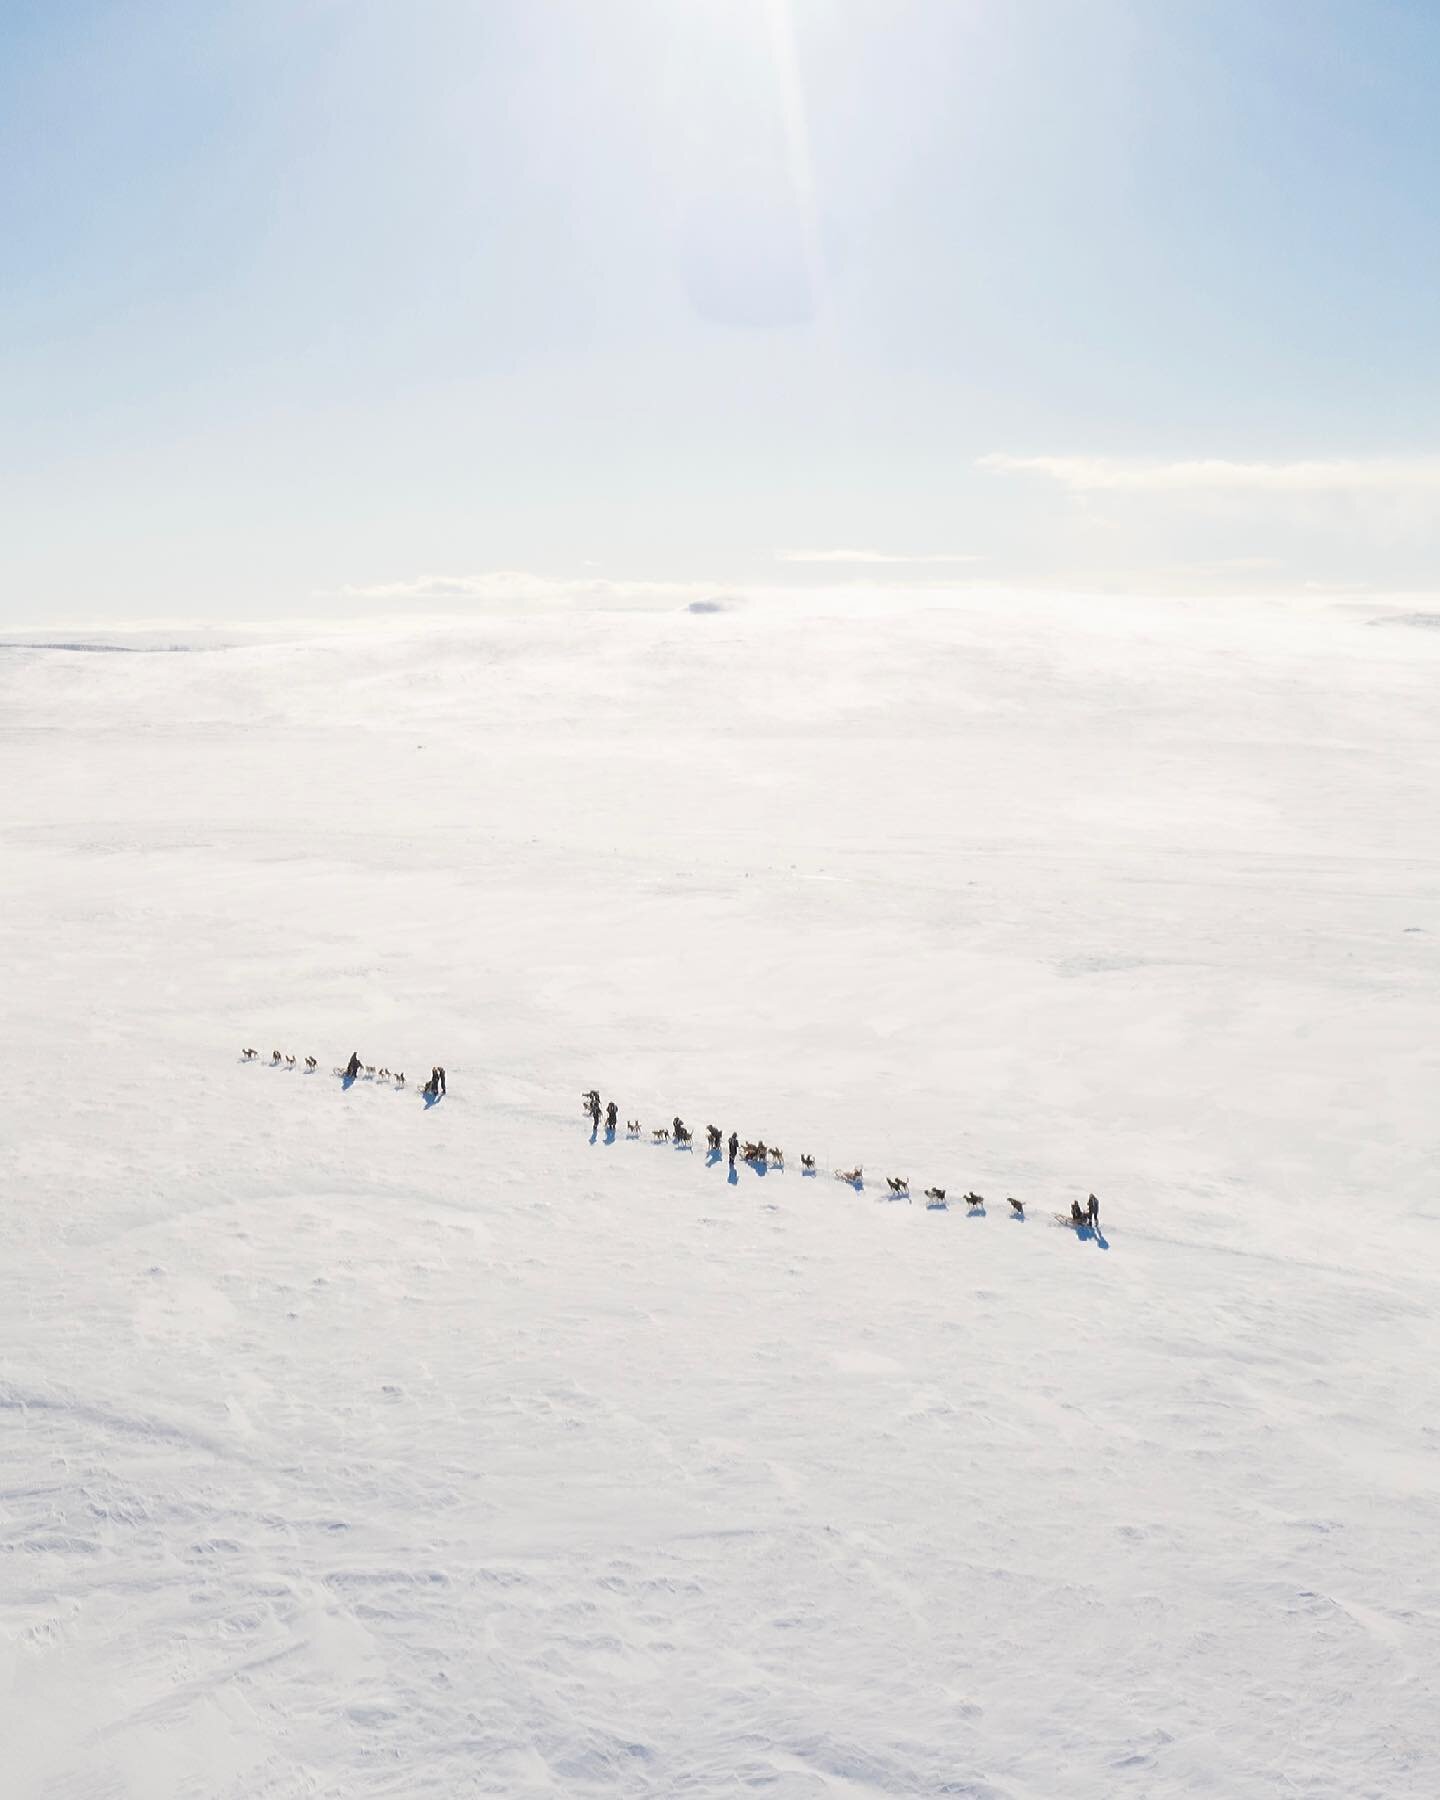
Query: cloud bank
xmin=329 ymin=572 xmax=730 ymax=605
xmin=978 ymin=454 xmax=1440 ymax=493
xmin=775 ymin=549 xmax=982 ymax=565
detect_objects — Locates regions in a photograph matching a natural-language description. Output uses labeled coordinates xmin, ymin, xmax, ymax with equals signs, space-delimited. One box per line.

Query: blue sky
xmin=3 ymin=0 xmax=1439 ymax=618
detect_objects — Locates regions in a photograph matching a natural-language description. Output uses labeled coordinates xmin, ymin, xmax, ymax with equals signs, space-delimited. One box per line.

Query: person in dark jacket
xmin=727 ymin=1130 xmax=739 ymax=1168
xmin=344 ymin=1051 xmax=362 ymax=1079
xmin=1086 ymin=1192 xmax=1100 ymax=1229
xmin=605 ymin=1101 xmax=617 ymax=1133
xmin=436 ymin=1065 xmax=447 ymax=1096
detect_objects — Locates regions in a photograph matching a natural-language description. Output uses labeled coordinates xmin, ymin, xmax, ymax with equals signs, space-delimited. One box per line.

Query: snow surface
xmin=3 ymin=589 xmax=1439 ymax=1798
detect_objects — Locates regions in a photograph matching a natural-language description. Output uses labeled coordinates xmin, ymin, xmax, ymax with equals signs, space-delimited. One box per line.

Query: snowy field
xmin=3 ymin=588 xmax=1439 ymax=1799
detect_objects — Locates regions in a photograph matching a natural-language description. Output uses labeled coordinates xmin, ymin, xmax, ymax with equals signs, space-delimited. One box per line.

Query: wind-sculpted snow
xmin=3 ymin=591 xmax=1438 ymax=1797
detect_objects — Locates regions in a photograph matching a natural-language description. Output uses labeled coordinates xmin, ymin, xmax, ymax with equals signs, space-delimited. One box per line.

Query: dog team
xmin=580 ymin=1089 xmax=1101 ymax=1229
xmin=241 ymin=1057 xmax=1099 ymax=1228
xmin=243 ymin=1048 xmax=321 ymax=1072
xmin=243 ymin=1046 xmax=447 ymax=1099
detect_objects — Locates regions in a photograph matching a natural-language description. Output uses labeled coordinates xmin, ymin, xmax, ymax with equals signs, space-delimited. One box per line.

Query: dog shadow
xmin=966 ymin=1207 xmax=987 ymax=1220
xmin=801 ymin=1167 xmax=817 ymax=1178
xmin=705 ymin=1149 xmax=722 ymax=1168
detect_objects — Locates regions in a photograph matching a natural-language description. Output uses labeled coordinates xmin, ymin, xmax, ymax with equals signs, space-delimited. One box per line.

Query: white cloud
xmin=977 ymin=453 xmax=1440 ymax=493
xmin=775 ymin=549 xmax=982 ymax=565
xmin=328 ymin=571 xmax=732 ymax=606
xmin=1161 ymin=556 xmax=1285 ymax=575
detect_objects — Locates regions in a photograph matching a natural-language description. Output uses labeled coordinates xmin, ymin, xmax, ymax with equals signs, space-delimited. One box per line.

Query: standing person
xmin=437 ymin=1065 xmax=446 ymax=1096
xmin=344 ymin=1051 xmax=362 ymax=1079
xmin=605 ymin=1101 xmax=617 ymax=1133
xmin=727 ymin=1130 xmax=738 ymax=1169
xmin=589 ymin=1093 xmax=602 ymax=1131
xmin=1086 ymin=1192 xmax=1100 ymax=1229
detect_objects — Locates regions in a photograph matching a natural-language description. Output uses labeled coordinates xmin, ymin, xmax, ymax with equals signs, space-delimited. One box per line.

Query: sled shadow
xmin=749 ymin=1160 xmax=768 ymax=1178
xmin=705 ymin=1150 xmax=722 ymax=1168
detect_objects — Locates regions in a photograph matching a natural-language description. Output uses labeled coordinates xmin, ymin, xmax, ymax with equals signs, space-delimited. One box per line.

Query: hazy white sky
xmin=3 ymin=0 xmax=1439 ymax=619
